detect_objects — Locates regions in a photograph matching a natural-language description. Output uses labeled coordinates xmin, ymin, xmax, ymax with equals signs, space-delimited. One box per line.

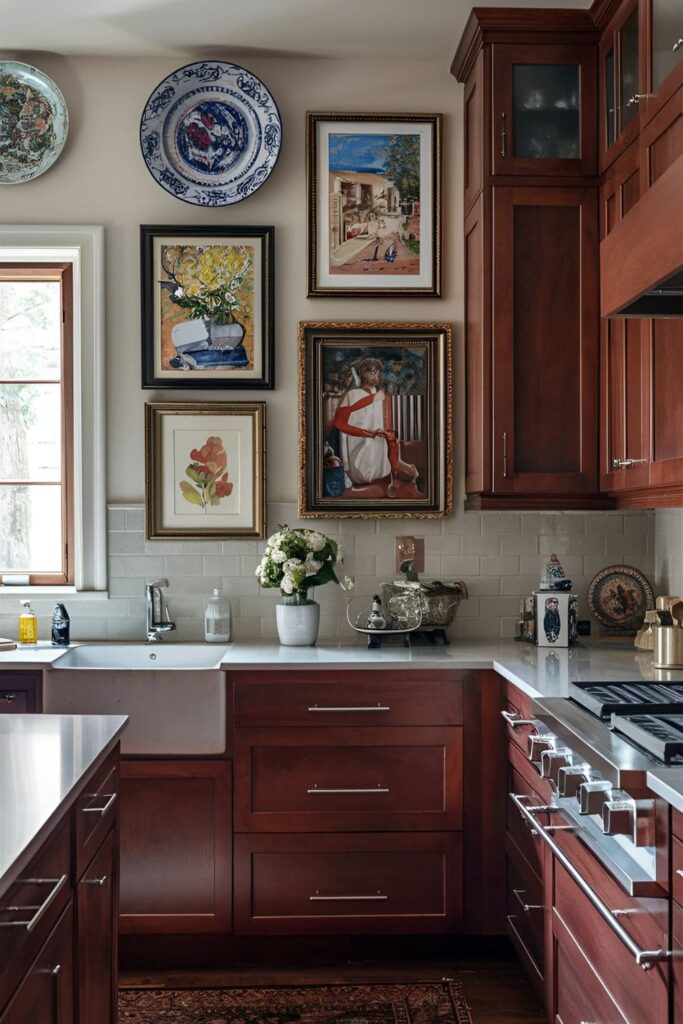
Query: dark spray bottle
xmin=51 ymin=603 xmax=70 ymax=646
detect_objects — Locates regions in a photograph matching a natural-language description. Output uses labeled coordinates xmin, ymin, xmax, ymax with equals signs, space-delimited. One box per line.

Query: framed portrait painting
xmin=307 ymin=113 xmax=442 ymax=297
xmin=141 ymin=225 xmax=274 ymax=389
xmin=298 ymin=322 xmax=453 ymax=518
xmin=145 ymin=402 xmax=266 ymax=540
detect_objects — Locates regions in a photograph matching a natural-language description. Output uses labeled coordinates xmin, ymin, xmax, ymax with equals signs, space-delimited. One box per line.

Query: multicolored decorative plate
xmin=139 ymin=61 xmax=281 ymax=206
xmin=588 ymin=564 xmax=655 ymax=634
xmin=0 ymin=61 xmax=68 ymax=184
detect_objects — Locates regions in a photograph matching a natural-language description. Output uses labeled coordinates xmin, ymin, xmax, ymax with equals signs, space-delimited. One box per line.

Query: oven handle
xmin=510 ymin=792 xmax=672 ymax=971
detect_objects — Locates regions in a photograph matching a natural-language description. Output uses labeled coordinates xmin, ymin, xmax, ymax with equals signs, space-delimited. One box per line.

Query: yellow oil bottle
xmin=18 ymin=601 xmax=38 ymax=644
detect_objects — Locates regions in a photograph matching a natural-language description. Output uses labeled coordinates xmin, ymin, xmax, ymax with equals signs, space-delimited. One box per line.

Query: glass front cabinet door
xmin=492 ymin=44 xmax=597 ymax=176
xmin=601 ymin=1 xmax=643 ymax=161
xmin=650 ymin=0 xmax=683 ymax=93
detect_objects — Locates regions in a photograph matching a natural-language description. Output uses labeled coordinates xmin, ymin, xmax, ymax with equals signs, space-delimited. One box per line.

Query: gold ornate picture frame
xmin=298 ymin=322 xmax=453 ymax=519
xmin=145 ymin=401 xmax=266 ymax=540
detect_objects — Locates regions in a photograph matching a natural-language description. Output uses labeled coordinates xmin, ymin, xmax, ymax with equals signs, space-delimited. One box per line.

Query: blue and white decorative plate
xmin=0 ymin=61 xmax=68 ymax=185
xmin=139 ymin=61 xmax=281 ymax=206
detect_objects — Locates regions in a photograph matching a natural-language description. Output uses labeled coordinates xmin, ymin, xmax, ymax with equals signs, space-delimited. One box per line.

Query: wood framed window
xmin=0 ymin=263 xmax=74 ymax=584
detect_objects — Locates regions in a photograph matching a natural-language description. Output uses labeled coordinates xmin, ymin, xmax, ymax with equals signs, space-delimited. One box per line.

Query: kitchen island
xmin=0 ymin=714 xmax=126 ymax=1024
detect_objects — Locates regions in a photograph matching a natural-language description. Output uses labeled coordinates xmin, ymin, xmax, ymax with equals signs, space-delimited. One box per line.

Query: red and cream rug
xmin=118 ymin=980 xmax=473 ymax=1023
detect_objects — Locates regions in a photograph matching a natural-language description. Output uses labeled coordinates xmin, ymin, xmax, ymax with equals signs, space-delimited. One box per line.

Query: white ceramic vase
xmin=276 ymin=599 xmax=320 ymax=646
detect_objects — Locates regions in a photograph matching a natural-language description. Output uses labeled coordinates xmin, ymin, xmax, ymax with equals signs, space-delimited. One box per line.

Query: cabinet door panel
xmin=234 ymin=727 xmax=462 ymax=833
xmin=650 ymin=318 xmax=683 ymax=487
xmin=554 ymin=920 xmax=627 ymax=1024
xmin=119 ymin=760 xmax=231 ymax=934
xmin=77 ymin=831 xmax=116 ymax=1024
xmin=0 ymin=904 xmax=74 ymax=1024
xmin=493 ymin=187 xmax=599 ymax=494
xmin=493 ymin=44 xmax=597 ymax=177
xmin=234 ymin=832 xmax=461 ymax=936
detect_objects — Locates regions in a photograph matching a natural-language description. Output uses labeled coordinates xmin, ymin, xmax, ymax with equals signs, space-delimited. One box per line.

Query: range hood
xmin=601 ymin=157 xmax=683 ymax=318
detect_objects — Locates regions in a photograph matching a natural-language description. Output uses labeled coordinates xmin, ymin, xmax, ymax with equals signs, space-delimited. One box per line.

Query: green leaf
xmin=179 ymin=480 xmax=202 ymax=506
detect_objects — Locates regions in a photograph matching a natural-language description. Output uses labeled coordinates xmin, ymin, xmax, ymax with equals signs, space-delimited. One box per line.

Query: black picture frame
xmin=141 ymin=224 xmax=274 ymax=389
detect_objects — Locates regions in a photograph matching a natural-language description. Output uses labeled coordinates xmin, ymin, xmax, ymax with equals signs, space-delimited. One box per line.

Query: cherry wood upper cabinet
xmin=492 ymin=187 xmax=600 ymax=499
xmin=493 ymin=44 xmax=597 ymax=177
xmin=600 ymin=0 xmax=643 ymax=170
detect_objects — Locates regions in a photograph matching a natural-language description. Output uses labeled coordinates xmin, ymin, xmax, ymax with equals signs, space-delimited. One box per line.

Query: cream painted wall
xmin=0 ymin=53 xmax=464 ymax=504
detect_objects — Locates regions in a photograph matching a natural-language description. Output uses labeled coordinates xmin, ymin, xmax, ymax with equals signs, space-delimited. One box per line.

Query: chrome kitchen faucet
xmin=145 ymin=578 xmax=176 ymax=641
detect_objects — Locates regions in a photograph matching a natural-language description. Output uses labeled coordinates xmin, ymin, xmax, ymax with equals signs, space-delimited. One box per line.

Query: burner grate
xmin=570 ymin=681 xmax=683 ymax=720
xmin=610 ymin=713 xmax=683 ymax=764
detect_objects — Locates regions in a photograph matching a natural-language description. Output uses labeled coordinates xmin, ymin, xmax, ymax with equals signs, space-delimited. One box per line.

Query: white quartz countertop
xmin=0 ymin=713 xmax=127 ymax=898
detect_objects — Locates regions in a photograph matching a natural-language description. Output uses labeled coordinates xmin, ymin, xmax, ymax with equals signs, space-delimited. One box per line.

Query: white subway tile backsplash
xmin=1 ymin=502 xmax=655 ymax=645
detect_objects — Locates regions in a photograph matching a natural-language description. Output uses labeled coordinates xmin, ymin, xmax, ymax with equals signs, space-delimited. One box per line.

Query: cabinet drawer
xmin=507 ymin=764 xmax=547 ymax=881
xmin=673 ymin=835 xmax=683 ymax=910
xmin=0 ymin=901 xmax=74 ymax=1024
xmin=75 ymin=751 xmax=118 ymax=878
xmin=0 ymin=692 xmax=30 ymax=714
xmin=77 ymin=830 xmax=116 ymax=1024
xmin=0 ymin=819 xmax=71 ymax=1014
xmin=234 ymin=727 xmax=462 ymax=832
xmin=553 ymin=861 xmax=668 ymax=1024
xmin=234 ymin=832 xmax=461 ymax=935
xmin=233 ymin=672 xmax=463 ymax=727
xmin=506 ymin=834 xmax=545 ymax=977
xmin=555 ymin=922 xmax=627 ymax=1024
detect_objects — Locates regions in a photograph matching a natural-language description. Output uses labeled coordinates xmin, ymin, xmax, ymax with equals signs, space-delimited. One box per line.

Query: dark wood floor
xmin=120 ymin=953 xmax=546 ymax=1023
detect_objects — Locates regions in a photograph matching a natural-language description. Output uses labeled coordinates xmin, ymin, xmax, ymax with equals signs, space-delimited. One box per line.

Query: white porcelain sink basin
xmin=53 ymin=643 xmax=231 ymax=670
xmin=45 ymin=644 xmax=231 ymax=755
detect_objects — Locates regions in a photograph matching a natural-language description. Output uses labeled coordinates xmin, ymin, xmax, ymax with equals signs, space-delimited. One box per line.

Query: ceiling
xmin=2 ymin=0 xmax=591 ymax=62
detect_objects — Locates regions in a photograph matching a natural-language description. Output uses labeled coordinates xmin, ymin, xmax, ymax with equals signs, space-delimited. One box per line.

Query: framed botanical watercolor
xmin=298 ymin=322 xmax=452 ymax=518
xmin=141 ymin=225 xmax=274 ymax=389
xmin=145 ymin=402 xmax=266 ymax=540
xmin=307 ymin=113 xmax=442 ymax=298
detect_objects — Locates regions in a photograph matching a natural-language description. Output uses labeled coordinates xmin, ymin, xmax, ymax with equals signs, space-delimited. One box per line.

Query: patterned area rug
xmin=118 ymin=981 xmax=473 ymax=1023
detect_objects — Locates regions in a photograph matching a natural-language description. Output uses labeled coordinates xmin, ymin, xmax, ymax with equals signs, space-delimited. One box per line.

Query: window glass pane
xmin=0 ymin=485 xmax=63 ymax=573
xmin=620 ymin=8 xmax=639 ymax=132
xmin=652 ymin=0 xmax=683 ymax=90
xmin=513 ymin=64 xmax=580 ymax=159
xmin=605 ymin=49 xmax=616 ymax=147
xmin=0 ymin=383 xmax=62 ymax=481
xmin=0 ymin=280 xmax=61 ymax=380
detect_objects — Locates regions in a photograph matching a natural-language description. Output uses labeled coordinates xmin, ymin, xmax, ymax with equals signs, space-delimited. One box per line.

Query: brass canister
xmin=653 ymin=626 xmax=683 ymax=668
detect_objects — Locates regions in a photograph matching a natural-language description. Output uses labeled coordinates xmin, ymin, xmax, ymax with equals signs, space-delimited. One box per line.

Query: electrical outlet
xmin=395 ymin=536 xmax=424 ymax=574
xmin=577 ymin=620 xmax=591 ymax=636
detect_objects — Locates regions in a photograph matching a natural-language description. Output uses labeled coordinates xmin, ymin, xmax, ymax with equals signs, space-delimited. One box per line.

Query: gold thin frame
xmin=145 ymin=401 xmax=266 ymax=540
xmin=297 ymin=322 xmax=453 ymax=519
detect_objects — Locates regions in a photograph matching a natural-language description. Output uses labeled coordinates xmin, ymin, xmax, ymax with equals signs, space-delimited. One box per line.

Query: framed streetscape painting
xmin=298 ymin=322 xmax=453 ymax=518
xmin=307 ymin=113 xmax=442 ymax=297
xmin=141 ymin=225 xmax=274 ymax=389
xmin=145 ymin=402 xmax=266 ymax=540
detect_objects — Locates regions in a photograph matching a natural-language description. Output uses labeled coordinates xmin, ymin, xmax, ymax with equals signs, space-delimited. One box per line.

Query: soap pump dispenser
xmin=205 ymin=588 xmax=232 ymax=643
xmin=18 ymin=600 xmax=38 ymax=645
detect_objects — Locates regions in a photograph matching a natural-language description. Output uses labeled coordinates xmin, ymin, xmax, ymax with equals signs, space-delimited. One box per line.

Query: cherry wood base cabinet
xmin=0 ymin=746 xmax=120 ymax=1024
xmin=0 ymin=673 xmax=41 ymax=714
xmin=118 ymin=759 xmax=231 ymax=935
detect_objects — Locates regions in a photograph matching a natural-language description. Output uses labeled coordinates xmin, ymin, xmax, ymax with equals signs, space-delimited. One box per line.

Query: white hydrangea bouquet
xmin=256 ymin=525 xmax=351 ymax=603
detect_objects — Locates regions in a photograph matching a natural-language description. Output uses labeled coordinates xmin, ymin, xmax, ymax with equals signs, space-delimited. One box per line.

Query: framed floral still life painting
xmin=141 ymin=225 xmax=274 ymax=389
xmin=307 ymin=113 xmax=442 ymax=297
xmin=145 ymin=402 xmax=266 ymax=540
xmin=298 ymin=322 xmax=452 ymax=519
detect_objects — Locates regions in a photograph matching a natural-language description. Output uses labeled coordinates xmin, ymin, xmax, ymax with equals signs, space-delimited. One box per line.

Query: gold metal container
xmin=653 ymin=626 xmax=683 ymax=668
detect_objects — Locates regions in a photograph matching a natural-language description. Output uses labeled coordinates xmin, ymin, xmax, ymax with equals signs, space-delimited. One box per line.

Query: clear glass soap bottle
xmin=205 ymin=588 xmax=232 ymax=643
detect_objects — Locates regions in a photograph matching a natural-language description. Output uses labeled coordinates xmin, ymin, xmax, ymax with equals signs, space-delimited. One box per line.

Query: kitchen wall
xmin=656 ymin=510 xmax=683 ymax=596
xmin=0 ymin=51 xmax=656 ymax=640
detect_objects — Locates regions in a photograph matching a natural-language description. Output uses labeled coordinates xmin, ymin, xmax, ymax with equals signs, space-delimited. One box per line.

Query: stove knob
xmin=602 ymin=798 xmax=634 ymax=838
xmin=557 ymin=764 xmax=590 ymax=798
xmin=540 ymin=747 xmax=573 ymax=784
xmin=528 ymin=734 xmax=555 ymax=762
xmin=577 ymin=779 xmax=612 ymax=815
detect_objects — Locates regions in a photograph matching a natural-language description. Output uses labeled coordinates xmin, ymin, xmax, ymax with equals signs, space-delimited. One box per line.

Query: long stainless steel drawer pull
xmin=500 ymin=710 xmax=536 ymax=728
xmin=309 ymin=894 xmax=388 ymax=901
xmin=0 ymin=874 xmax=68 ymax=932
xmin=81 ymin=792 xmax=117 ymax=816
xmin=308 ymin=705 xmax=390 ymax=712
xmin=82 ymin=875 xmax=107 ymax=887
xmin=307 ymin=787 xmax=389 ymax=794
xmin=511 ymin=793 xmax=672 ymax=970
